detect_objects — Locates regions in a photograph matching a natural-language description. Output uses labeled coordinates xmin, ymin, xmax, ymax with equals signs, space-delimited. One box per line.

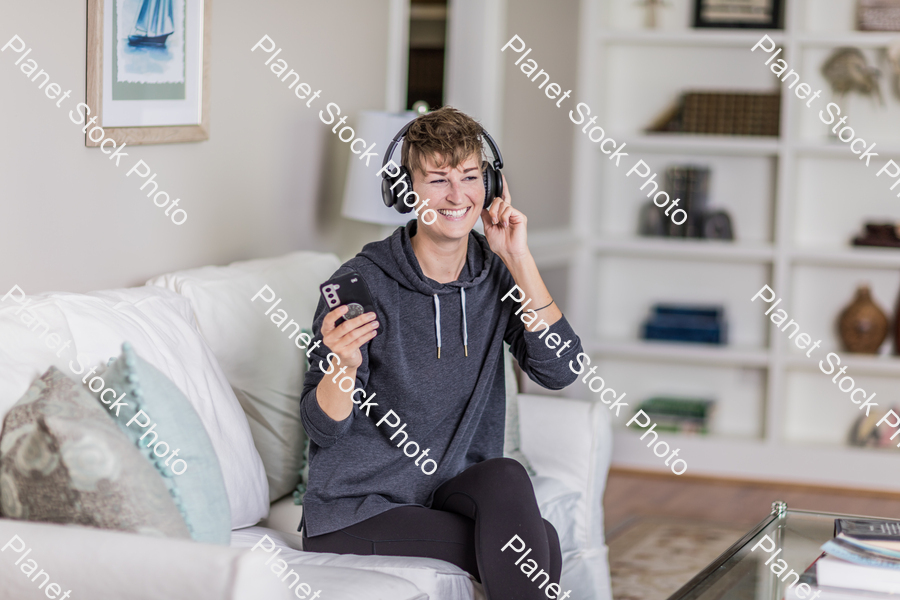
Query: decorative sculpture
xmin=637 ymin=0 xmax=670 ymax=29
xmin=822 ymin=47 xmax=883 ymax=105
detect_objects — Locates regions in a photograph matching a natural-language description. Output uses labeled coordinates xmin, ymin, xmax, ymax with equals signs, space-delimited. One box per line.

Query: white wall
xmin=445 ymin=0 xmax=580 ymax=231
xmin=0 ymin=0 xmax=390 ymax=294
xmin=0 ymin=1 xmax=582 ymax=296
xmin=500 ymin=0 xmax=580 ymax=231
xmin=445 ymin=0 xmax=506 ymax=136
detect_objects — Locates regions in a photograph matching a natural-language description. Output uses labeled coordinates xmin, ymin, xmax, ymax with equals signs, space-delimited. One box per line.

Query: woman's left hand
xmin=482 ymin=174 xmax=530 ymax=264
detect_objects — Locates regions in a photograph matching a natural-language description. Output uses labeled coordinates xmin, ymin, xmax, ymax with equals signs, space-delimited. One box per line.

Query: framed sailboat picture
xmin=86 ymin=0 xmax=210 ymax=145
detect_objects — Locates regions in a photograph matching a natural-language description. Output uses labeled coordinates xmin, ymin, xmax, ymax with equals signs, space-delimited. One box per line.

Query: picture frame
xmin=85 ymin=0 xmax=211 ymax=146
xmin=693 ymin=0 xmax=782 ymax=29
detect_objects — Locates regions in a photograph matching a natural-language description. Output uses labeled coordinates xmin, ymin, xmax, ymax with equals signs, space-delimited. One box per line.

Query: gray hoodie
xmin=299 ymin=220 xmax=582 ymax=537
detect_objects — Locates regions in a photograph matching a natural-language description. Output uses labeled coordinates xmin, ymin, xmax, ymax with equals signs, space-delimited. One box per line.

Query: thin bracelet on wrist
xmin=533 ymin=300 xmax=554 ymax=312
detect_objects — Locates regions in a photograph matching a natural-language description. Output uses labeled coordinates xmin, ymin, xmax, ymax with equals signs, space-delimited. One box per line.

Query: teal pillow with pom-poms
xmin=93 ymin=342 xmax=232 ymax=544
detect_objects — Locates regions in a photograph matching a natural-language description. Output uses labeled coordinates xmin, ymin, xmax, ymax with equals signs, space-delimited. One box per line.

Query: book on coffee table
xmin=785 ymin=556 xmax=896 ymax=600
xmin=817 ymin=555 xmax=900 ymax=594
xmin=834 ymin=518 xmax=900 ymax=554
xmin=821 ymin=537 xmax=900 ymax=567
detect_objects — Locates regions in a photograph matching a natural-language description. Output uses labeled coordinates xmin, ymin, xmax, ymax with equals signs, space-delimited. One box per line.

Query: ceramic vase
xmin=838 ymin=285 xmax=888 ymax=354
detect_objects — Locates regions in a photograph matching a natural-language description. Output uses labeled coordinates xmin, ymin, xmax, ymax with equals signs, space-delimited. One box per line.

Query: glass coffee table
xmin=667 ymin=502 xmax=874 ymax=600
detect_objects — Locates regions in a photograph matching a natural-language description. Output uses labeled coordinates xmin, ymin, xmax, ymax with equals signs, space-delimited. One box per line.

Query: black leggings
xmin=302 ymin=458 xmax=563 ymax=600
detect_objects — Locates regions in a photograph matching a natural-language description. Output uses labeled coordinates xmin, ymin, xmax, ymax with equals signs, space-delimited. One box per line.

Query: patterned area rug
xmin=608 ymin=517 xmax=748 ymax=600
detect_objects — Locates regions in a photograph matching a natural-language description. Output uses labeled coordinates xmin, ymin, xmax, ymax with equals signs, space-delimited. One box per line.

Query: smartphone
xmin=319 ymin=270 xmax=377 ymax=327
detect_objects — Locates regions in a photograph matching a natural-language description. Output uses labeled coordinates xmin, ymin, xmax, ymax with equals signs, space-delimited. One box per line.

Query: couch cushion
xmin=259 ymin=481 xmax=578 ymax=598
xmin=0 ymin=367 xmax=190 ymax=538
xmin=0 ymin=286 xmax=269 ymax=529
xmin=260 ymin=495 xmax=305 ymax=549
xmin=148 ymin=251 xmax=341 ymax=502
xmin=94 ymin=343 xmax=231 ymax=545
xmin=231 ymin=527 xmax=430 ymax=600
xmin=0 ymin=519 xmax=295 ymax=600
xmin=531 ymin=474 xmax=581 ymax=556
xmin=232 ymin=527 xmax=479 ymax=600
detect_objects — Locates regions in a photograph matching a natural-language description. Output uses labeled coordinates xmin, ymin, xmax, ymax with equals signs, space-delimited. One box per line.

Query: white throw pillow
xmin=0 ymin=286 xmax=269 ymax=529
xmin=148 ymin=251 xmax=341 ymax=501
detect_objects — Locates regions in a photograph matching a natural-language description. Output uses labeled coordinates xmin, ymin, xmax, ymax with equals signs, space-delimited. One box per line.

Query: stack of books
xmin=642 ymin=304 xmax=728 ymax=345
xmin=628 ymin=397 xmax=715 ymax=435
xmin=665 ymin=166 xmax=710 ymax=238
xmin=787 ymin=518 xmax=900 ymax=599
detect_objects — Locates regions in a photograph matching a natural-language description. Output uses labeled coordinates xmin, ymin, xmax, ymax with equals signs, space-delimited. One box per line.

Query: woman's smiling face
xmin=411 ymin=153 xmax=485 ymax=242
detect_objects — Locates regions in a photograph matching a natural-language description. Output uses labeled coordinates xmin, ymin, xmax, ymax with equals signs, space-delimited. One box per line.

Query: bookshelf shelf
xmin=622 ymin=134 xmax=782 ymax=157
xmin=565 ymin=0 xmax=900 ymax=491
xmin=791 ymin=247 xmax=900 ymax=269
xmin=586 ymin=339 xmax=770 ymax=368
xmin=797 ymin=32 xmax=900 ymax=47
xmin=591 ymin=237 xmax=776 ymax=263
xmin=613 ymin=430 xmax=900 ymax=492
xmin=598 ymin=30 xmax=786 ymax=47
xmin=792 ymin=142 xmax=900 ymax=159
xmin=785 ymin=353 xmax=900 ymax=376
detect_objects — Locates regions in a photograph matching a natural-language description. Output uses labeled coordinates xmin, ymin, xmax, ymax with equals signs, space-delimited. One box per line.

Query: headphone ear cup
xmin=383 ymin=167 xmax=415 ymax=213
xmin=482 ymin=162 xmax=495 ymax=211
xmin=381 ymin=178 xmax=397 ymax=208
xmin=482 ymin=162 xmax=503 ymax=211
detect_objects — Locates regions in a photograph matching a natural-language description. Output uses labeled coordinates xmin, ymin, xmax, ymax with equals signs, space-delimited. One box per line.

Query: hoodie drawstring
xmin=433 ymin=289 xmax=469 ymax=359
xmin=433 ymin=294 xmax=442 ymax=359
xmin=461 ymin=288 xmax=468 ymax=357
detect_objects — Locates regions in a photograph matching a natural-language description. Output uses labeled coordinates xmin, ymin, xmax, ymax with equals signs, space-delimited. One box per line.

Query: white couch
xmin=0 ymin=252 xmax=612 ymax=600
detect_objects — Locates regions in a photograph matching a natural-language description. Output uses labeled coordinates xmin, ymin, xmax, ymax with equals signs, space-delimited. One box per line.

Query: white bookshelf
xmin=552 ymin=0 xmax=900 ymax=491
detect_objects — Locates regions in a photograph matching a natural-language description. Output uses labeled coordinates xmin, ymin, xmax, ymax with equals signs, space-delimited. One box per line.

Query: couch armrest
xmin=0 ymin=519 xmax=292 ymax=600
xmin=516 ymin=394 xmax=612 ymax=551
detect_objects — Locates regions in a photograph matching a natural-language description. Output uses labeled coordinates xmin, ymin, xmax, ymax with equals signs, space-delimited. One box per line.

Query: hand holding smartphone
xmin=317 ymin=270 xmax=380 ymax=372
xmin=319 ymin=270 xmax=377 ymax=327
xmin=316 ymin=270 xmax=380 ymax=420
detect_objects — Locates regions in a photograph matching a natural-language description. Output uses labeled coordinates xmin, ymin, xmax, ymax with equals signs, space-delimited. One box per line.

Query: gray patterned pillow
xmin=0 ymin=367 xmax=190 ymax=538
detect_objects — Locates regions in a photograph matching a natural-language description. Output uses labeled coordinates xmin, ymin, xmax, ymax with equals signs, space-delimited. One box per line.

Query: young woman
xmin=300 ymin=107 xmax=582 ymax=600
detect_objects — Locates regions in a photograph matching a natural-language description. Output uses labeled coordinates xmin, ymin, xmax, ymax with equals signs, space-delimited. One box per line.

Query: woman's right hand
xmin=321 ymin=306 xmax=379 ymax=370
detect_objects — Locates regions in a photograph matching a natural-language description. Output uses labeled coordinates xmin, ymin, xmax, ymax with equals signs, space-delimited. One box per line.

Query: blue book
xmin=821 ymin=538 xmax=900 ymax=570
xmin=642 ymin=304 xmax=728 ymax=345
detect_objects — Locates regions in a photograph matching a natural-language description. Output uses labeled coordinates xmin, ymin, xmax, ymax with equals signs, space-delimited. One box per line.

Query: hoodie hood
xmin=358 ymin=219 xmax=494 ymax=296
xmin=357 ymin=219 xmax=493 ymax=358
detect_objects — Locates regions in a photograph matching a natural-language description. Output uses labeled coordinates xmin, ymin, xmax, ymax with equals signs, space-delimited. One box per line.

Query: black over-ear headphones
xmin=380 ymin=118 xmax=504 ymax=214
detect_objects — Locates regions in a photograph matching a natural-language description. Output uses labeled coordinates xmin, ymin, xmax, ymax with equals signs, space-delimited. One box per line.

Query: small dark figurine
xmin=853 ymin=223 xmax=900 ymax=248
xmin=702 ymin=211 xmax=734 ymax=240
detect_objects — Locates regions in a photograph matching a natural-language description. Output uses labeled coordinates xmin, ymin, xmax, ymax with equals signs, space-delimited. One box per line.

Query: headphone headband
xmin=380 ymin=114 xmax=504 ymax=214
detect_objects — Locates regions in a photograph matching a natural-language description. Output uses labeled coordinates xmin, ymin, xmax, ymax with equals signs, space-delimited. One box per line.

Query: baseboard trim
xmin=608 ymin=466 xmax=900 ymax=500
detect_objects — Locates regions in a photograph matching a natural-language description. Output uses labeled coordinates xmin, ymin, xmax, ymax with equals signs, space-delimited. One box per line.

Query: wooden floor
xmin=603 ymin=468 xmax=900 ymax=536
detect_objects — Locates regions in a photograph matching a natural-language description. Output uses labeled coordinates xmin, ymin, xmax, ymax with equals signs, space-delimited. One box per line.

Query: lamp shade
xmin=341 ymin=110 xmax=419 ymax=225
